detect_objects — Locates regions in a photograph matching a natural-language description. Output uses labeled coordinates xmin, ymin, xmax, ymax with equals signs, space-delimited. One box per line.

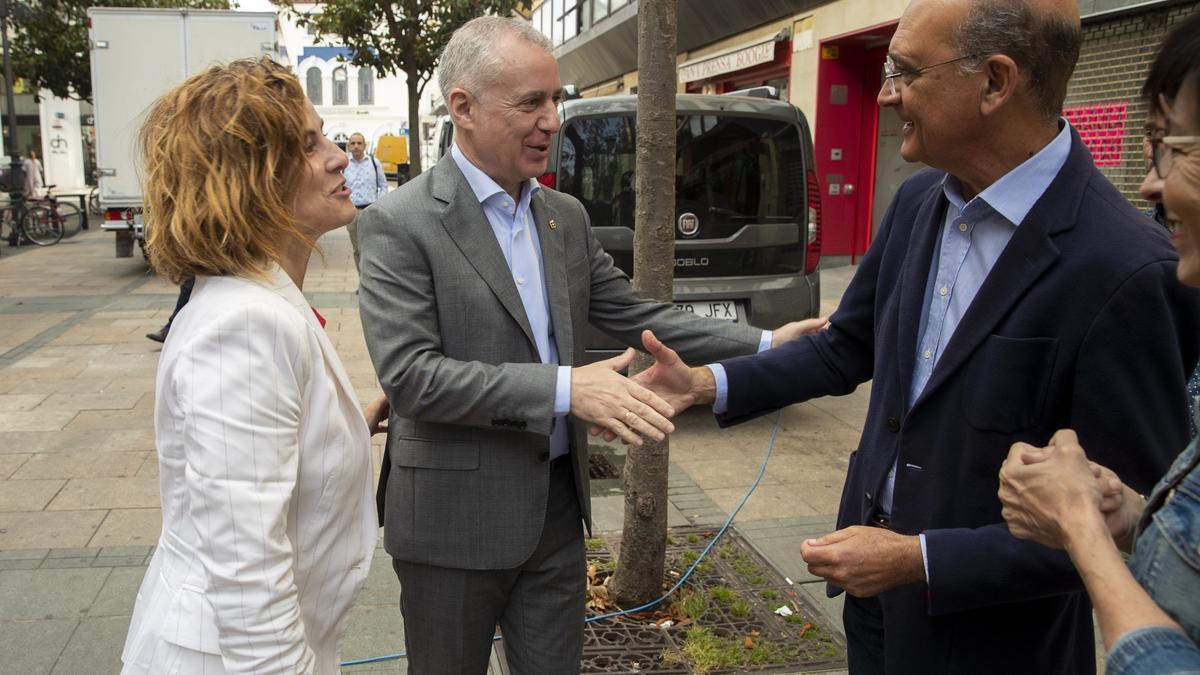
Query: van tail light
xmin=537 ymin=172 xmax=556 ymax=189
xmin=805 ymin=168 xmax=822 ymax=275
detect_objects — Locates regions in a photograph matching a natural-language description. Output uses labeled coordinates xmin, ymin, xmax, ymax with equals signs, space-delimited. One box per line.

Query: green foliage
xmin=276 ymin=0 xmax=527 ymax=174
xmin=686 ymin=533 xmax=700 ymax=544
xmin=10 ymin=0 xmax=232 ymax=101
xmin=664 ymin=534 xmax=678 ymax=546
xmin=584 ymin=538 xmax=605 ymax=551
xmin=729 ymin=599 xmax=752 ymax=618
xmin=760 ymin=589 xmax=778 ymax=601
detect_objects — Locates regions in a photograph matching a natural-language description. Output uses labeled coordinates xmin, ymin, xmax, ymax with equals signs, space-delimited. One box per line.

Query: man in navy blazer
xmin=632 ymin=0 xmax=1200 ymax=672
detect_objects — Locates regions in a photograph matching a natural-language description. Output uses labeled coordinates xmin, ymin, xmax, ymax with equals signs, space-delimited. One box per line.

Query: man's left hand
xmin=771 ymin=317 xmax=829 ymax=348
xmin=800 ymin=526 xmax=925 ymax=597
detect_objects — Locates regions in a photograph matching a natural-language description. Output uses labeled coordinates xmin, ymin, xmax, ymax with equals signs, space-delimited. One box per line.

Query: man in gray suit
xmin=358 ymin=16 xmax=819 ymax=674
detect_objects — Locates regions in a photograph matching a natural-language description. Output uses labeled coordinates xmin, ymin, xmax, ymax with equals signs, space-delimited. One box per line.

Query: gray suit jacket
xmin=358 ymin=154 xmax=762 ymax=570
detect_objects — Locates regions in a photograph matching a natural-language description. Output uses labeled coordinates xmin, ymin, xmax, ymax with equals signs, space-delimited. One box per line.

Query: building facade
xmin=280 ymin=3 xmax=413 ymax=152
xmin=532 ymin=0 xmax=1197 ymax=264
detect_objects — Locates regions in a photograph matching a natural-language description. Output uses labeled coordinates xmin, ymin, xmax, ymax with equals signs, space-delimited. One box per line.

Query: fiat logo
xmin=677 ymin=212 xmax=699 ymax=237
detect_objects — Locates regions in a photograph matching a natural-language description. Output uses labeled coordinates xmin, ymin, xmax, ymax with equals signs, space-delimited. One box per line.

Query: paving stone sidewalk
xmin=0 ymin=228 xmax=861 ymax=673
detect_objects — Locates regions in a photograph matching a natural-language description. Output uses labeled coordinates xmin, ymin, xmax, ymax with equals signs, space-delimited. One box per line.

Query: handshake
xmin=571 ymin=318 xmax=828 ymax=445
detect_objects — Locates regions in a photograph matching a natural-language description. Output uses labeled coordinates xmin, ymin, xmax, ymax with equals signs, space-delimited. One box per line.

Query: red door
xmin=813 ymin=30 xmax=894 ymax=261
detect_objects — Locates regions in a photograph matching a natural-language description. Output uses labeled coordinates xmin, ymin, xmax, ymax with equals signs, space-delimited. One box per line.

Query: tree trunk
xmin=609 ymin=0 xmax=677 ymax=609
xmin=406 ymin=63 xmax=423 ymax=177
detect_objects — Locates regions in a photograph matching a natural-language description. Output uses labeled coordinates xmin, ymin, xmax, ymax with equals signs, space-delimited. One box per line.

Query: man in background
xmin=344 ymin=131 xmax=387 ymax=273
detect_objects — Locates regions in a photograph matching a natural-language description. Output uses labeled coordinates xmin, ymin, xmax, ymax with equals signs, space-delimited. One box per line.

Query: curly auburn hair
xmin=140 ymin=57 xmax=315 ymax=284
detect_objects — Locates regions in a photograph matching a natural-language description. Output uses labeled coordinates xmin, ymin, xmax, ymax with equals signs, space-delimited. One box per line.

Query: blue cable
xmin=341 ymin=410 xmax=784 ymax=667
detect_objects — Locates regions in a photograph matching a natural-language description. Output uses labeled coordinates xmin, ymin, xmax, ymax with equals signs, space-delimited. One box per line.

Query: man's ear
xmin=979 ymin=54 xmax=1021 ymax=116
xmin=447 ymin=88 xmax=475 ymax=131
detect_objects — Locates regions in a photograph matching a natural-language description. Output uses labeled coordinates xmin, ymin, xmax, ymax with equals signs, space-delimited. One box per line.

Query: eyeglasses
xmin=1150 ymin=136 xmax=1200 ymax=179
xmin=883 ymin=54 xmax=977 ymax=96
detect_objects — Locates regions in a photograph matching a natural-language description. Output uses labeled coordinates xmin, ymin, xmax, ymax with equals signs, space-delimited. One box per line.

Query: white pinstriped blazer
xmin=122 ymin=267 xmax=377 ymax=674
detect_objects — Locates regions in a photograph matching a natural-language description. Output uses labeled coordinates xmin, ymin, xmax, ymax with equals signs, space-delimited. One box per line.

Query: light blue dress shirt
xmin=452 ymin=144 xmax=573 ymax=458
xmin=344 ymin=154 xmax=388 ymax=207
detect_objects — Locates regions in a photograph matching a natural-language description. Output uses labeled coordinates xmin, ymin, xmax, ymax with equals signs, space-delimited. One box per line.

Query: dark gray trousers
xmin=393 ymin=457 xmax=586 ymax=674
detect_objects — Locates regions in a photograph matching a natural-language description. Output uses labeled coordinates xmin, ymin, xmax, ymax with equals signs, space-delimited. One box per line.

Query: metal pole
xmin=1 ymin=0 xmax=25 ymax=246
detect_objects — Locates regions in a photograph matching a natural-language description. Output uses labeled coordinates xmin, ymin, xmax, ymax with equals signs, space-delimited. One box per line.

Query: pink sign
xmin=1063 ymin=102 xmax=1128 ymax=167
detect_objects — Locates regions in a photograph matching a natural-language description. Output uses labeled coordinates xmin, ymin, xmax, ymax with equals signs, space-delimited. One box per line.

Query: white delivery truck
xmin=88 ymin=8 xmax=279 ymax=257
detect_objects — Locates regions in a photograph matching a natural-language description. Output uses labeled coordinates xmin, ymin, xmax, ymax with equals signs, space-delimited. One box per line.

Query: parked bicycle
xmin=26 ymin=185 xmax=83 ymax=238
xmin=2 ymin=192 xmax=63 ymax=246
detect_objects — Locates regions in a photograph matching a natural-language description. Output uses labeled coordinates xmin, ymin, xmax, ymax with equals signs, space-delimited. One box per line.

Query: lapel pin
xmin=548 ymin=218 xmax=557 ymax=230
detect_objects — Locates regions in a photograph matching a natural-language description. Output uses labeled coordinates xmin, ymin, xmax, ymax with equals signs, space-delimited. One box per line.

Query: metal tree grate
xmin=583 ymin=526 xmax=847 ymax=674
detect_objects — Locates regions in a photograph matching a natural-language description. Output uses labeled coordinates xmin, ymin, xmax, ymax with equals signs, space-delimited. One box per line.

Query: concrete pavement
xmin=0 ymin=227 xmax=863 ymax=673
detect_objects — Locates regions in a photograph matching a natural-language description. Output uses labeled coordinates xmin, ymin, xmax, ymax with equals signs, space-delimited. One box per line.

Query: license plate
xmin=674 ymin=301 xmax=743 ymax=322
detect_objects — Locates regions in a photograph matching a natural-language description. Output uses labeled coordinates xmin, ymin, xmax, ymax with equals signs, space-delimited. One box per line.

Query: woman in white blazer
xmin=120 ymin=58 xmax=385 ymax=674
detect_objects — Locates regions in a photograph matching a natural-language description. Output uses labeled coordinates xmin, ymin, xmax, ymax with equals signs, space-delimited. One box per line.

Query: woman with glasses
xmin=998 ymin=12 xmax=1200 ymax=674
xmin=121 ymin=58 xmax=388 ymax=674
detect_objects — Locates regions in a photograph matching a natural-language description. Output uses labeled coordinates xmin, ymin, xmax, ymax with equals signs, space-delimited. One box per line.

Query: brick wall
xmin=1064 ymin=2 xmax=1199 ymax=209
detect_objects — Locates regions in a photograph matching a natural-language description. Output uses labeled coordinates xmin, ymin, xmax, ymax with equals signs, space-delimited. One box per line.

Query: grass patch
xmin=674 ymin=589 xmax=710 ymax=620
xmin=709 ymin=585 xmax=737 ymax=607
xmin=662 ymin=626 xmax=783 ymax=674
xmin=760 ymin=589 xmax=778 ymax=601
xmin=584 ymin=538 xmax=604 ymax=551
xmin=730 ymin=599 xmax=752 ymax=618
xmin=665 ymin=534 xmax=678 ymax=546
xmin=687 ymin=533 xmax=701 ymax=544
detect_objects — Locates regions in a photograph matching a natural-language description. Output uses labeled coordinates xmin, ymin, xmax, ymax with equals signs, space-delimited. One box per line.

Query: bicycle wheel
xmin=21 ymin=206 xmax=64 ymax=246
xmin=55 ymin=202 xmax=83 ymax=237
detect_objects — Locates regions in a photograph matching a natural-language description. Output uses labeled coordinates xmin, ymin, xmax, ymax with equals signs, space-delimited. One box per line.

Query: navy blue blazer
xmin=718 ymin=129 xmax=1200 ymax=674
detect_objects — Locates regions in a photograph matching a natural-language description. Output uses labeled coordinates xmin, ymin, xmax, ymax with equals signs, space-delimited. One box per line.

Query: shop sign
xmin=680 ymin=40 xmax=775 ymax=84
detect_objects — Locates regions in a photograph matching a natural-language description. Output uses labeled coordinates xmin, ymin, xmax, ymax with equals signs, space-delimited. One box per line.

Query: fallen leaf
xmin=799 ymin=622 xmax=813 ymax=638
xmin=743 ymin=637 xmax=754 ymax=649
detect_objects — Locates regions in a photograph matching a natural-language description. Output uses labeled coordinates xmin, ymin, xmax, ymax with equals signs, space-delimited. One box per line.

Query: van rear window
xmin=557 ymin=114 xmax=805 ymax=235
